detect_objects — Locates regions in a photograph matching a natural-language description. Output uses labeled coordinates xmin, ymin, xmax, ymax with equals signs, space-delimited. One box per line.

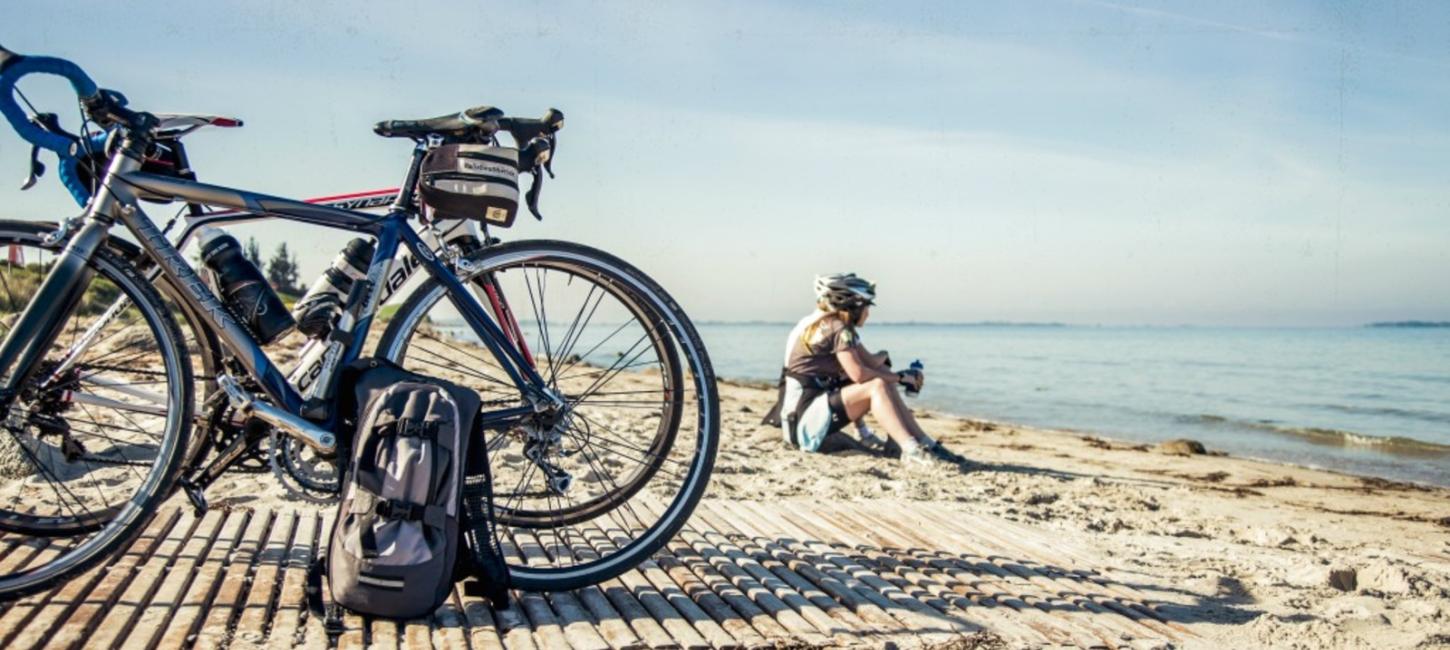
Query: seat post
xmin=391 ymin=140 xmax=430 ymax=213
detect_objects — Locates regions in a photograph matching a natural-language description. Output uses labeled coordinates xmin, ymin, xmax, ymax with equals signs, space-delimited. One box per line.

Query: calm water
xmin=695 ymin=324 xmax=1450 ymax=486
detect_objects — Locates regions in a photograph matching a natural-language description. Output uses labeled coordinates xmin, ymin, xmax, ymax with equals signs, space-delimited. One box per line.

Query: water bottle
xmin=904 ymin=360 xmax=924 ymax=396
xmin=198 ymin=227 xmax=295 ymax=345
xmin=291 ymin=238 xmax=374 ymax=338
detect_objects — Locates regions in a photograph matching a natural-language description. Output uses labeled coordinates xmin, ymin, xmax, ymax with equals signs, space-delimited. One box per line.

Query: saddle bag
xmin=308 ymin=358 xmax=508 ymax=626
xmin=418 ymin=143 xmax=521 ymax=227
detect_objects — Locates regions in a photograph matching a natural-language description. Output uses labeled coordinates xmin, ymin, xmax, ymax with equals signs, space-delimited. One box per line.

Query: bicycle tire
xmin=376 ymin=239 xmax=718 ymax=591
xmin=0 ymin=224 xmax=193 ymax=600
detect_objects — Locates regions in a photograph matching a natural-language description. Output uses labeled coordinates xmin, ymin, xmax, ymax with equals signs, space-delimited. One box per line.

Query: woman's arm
xmin=837 ymin=347 xmax=899 ymax=384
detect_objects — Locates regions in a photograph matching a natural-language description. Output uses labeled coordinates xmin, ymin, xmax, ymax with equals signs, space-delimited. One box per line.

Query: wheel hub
xmin=521 ymin=388 xmax=576 ymax=495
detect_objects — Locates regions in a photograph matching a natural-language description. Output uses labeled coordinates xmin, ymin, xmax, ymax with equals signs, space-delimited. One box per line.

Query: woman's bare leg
xmin=839 ymin=377 xmax=929 ymax=448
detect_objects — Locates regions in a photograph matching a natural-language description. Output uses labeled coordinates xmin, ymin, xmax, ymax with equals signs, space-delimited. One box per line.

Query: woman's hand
xmin=898 ymin=369 xmax=925 ymax=392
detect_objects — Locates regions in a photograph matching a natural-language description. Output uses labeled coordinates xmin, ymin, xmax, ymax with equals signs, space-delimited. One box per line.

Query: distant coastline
xmin=697 ymin=320 xmax=1069 ymax=327
xmin=1366 ymin=321 xmax=1450 ymax=328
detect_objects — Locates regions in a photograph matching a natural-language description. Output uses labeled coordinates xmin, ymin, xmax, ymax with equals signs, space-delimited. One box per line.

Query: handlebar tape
xmin=0 ymin=48 xmax=101 ymax=154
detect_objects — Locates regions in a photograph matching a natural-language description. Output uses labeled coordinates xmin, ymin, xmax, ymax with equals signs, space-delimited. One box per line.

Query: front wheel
xmin=0 ymin=224 xmax=192 ymax=600
xmin=376 ymin=239 xmax=718 ymax=591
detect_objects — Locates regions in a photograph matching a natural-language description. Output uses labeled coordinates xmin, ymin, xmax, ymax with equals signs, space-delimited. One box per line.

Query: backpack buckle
xmin=375 ymin=499 xmax=424 ymax=521
xmin=324 ymin=605 xmax=347 ymax=640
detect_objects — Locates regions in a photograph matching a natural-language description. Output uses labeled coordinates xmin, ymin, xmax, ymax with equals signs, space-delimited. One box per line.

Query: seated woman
xmin=763 ymin=273 xmax=967 ymax=467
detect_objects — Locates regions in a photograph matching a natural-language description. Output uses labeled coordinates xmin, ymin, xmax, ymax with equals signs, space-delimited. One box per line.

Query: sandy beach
xmin=185 ymin=360 xmax=1450 ymax=649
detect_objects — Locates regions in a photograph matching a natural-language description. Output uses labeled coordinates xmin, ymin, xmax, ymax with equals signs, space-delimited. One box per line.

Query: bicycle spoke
xmin=8 ymin=431 xmax=94 ymax=523
xmin=410 ymin=346 xmax=515 ymax=390
xmin=548 ymin=284 xmax=606 ymax=383
xmin=74 ymin=402 xmax=145 ymax=483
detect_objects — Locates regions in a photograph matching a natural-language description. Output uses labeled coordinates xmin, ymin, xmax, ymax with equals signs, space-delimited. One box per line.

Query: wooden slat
xmin=370 ymin=615 xmax=400 ymax=650
xmin=564 ymin=509 xmax=738 ymax=650
xmin=555 ymin=518 xmax=690 ymax=649
xmin=931 ymin=503 xmax=1196 ymax=635
xmin=792 ymin=502 xmax=1062 ymax=647
xmin=14 ymin=510 xmax=181 ymax=650
xmin=527 ymin=526 xmax=644 ymax=650
xmin=672 ymin=508 xmax=841 ymax=646
xmin=887 ymin=502 xmax=1157 ymax=645
xmin=456 ymin=584 xmax=507 ymax=650
xmin=266 ymin=510 xmax=320 ymax=650
xmin=45 ymin=510 xmax=197 ymax=650
xmin=581 ymin=517 xmax=711 ymax=650
xmin=657 ymin=529 xmax=795 ymax=645
xmin=155 ymin=509 xmax=255 ymax=650
xmin=511 ymin=528 xmax=611 ymax=650
xmin=701 ymin=499 xmax=885 ymax=634
xmin=194 ymin=510 xmax=276 ymax=650
xmin=767 ymin=500 xmax=978 ymax=641
xmin=0 ymin=540 xmax=64 ymax=645
xmin=431 ymin=584 xmax=471 ymax=650
xmin=337 ymin=610 xmax=367 ymax=649
xmin=299 ymin=511 xmax=337 ymax=649
xmin=5 ymin=499 xmax=1197 ymax=648
xmin=499 ymin=531 xmax=572 ymax=650
xmin=401 ymin=615 xmax=433 ymax=650
xmin=631 ymin=500 xmax=786 ymax=648
xmin=231 ymin=511 xmax=299 ymax=647
xmin=689 ymin=500 xmax=876 ymax=642
xmin=807 ymin=503 xmax=1058 ymax=646
xmin=919 ymin=503 xmax=1187 ymax=643
xmin=113 ymin=508 xmax=231 ymax=649
xmin=831 ymin=502 xmax=1114 ymax=647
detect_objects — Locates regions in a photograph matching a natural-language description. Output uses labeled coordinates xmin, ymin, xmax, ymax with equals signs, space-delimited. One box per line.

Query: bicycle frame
xmin=0 ymin=136 xmax=548 ymax=453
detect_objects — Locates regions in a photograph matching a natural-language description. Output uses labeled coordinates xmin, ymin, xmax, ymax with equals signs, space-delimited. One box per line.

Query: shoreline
xmin=716 ymin=375 xmax=1450 ymax=489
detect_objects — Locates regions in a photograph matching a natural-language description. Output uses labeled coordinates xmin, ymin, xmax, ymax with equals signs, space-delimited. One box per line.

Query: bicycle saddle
xmin=374 ymin=105 xmax=503 ymax=138
xmin=155 ymin=113 xmax=243 ymax=137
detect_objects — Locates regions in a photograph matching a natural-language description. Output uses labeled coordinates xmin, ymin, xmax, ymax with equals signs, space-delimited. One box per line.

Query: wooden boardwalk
xmin=0 ymin=500 xmax=1196 ymax=649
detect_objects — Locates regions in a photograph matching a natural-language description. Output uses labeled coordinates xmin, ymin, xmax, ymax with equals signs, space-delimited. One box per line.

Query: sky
xmin=3 ymin=0 xmax=1448 ymax=326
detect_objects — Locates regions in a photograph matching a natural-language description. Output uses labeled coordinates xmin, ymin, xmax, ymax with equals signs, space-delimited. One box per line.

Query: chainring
xmin=269 ymin=429 xmax=340 ymax=504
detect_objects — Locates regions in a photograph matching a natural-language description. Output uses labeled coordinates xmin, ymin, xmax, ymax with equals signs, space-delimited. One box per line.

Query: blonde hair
xmin=800 ymin=300 xmax=853 ymax=350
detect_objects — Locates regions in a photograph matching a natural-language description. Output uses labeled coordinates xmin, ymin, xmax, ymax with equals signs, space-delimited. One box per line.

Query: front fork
xmin=0 ymin=218 xmax=110 ymax=409
xmin=1 ymin=146 xmax=142 ymax=416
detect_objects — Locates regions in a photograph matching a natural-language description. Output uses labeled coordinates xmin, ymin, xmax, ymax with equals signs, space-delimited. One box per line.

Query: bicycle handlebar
xmin=0 ymin=45 xmax=101 ymax=154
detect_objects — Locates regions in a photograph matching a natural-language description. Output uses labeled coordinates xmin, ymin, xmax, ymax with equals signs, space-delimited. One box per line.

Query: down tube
xmin=396 ymin=227 xmax=544 ymax=391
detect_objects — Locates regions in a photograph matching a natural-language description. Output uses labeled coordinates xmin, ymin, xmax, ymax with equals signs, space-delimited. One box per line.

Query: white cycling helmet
xmin=814 ymin=273 xmax=876 ymax=311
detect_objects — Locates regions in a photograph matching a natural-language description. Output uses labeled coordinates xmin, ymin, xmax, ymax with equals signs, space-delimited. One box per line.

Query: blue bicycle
xmin=0 ymin=45 xmax=718 ymax=598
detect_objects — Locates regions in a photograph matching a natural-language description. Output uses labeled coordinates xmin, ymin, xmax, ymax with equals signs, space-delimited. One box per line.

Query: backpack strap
xmin=349 ymin=493 xmax=449 ymax=558
xmin=305 ymin=552 xmax=346 ymax=645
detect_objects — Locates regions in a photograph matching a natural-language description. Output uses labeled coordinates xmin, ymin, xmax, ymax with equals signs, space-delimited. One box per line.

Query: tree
xmin=266 ymin=242 xmax=300 ymax=296
xmin=245 ymin=237 xmax=262 ymax=269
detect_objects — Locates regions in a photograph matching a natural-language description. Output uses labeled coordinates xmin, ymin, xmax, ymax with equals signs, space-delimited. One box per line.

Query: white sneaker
xmin=900 ymin=444 xmax=942 ymax=469
xmin=854 ymin=420 xmax=888 ymax=452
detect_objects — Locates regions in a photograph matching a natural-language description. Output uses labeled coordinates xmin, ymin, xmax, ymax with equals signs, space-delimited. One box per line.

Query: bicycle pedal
xmin=180 ymin=480 xmax=209 ymax=515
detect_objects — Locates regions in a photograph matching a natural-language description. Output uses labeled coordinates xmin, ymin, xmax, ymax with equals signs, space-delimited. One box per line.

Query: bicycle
xmin=0 ymin=44 xmax=719 ymax=599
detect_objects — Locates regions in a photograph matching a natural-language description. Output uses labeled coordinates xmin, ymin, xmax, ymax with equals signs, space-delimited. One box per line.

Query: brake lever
xmin=20 ymin=113 xmax=78 ymax=191
xmin=20 ymin=144 xmax=44 ymax=190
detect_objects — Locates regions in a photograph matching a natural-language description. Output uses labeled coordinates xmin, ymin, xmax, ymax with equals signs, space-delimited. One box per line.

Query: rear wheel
xmin=0 ymin=224 xmax=192 ymax=599
xmin=377 ymin=239 xmax=718 ymax=591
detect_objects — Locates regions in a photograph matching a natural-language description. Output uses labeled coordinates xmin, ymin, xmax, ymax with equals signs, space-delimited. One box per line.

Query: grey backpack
xmin=308 ymin=358 xmax=505 ymax=628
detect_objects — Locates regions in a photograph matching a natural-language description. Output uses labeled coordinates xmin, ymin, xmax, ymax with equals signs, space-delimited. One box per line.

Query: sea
xmin=694 ymin=323 xmax=1450 ymax=487
xmin=435 ymin=318 xmax=1450 ymax=487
